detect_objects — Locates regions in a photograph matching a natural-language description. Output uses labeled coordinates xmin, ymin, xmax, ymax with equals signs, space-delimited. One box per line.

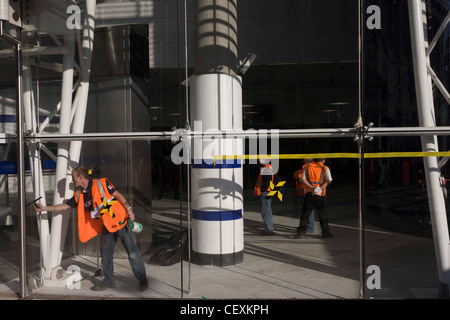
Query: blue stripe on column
xmin=192 ymin=209 xmax=242 ymax=221
xmin=191 ymin=159 xmax=241 ymax=169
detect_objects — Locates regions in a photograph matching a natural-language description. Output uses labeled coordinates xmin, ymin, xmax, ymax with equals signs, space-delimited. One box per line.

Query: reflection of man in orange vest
xmin=295 ymin=158 xmax=333 ymax=239
xmin=254 ymin=159 xmax=274 ymax=235
xmin=293 ymin=159 xmax=315 ymax=233
xmin=35 ymin=166 xmax=148 ymax=291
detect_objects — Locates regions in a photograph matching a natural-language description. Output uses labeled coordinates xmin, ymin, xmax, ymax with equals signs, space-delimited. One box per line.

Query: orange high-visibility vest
xmin=254 ymin=164 xmax=273 ymax=196
xmin=74 ymin=178 xmax=128 ymax=243
xmin=304 ymin=162 xmax=329 ymax=196
xmin=293 ymin=164 xmax=308 ymax=196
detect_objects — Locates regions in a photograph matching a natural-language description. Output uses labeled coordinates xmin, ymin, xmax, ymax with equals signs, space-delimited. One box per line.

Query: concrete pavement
xmin=0 ymin=207 xmax=441 ymax=300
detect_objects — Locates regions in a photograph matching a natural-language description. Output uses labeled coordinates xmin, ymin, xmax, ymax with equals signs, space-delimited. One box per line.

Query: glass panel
xmin=240 ymin=142 xmax=361 ymax=299
xmin=362 ymin=0 xmax=450 ymax=298
xmin=0 ymin=142 xmax=20 ymax=294
xmin=0 ymin=0 xmax=447 ymax=302
xmin=19 ymin=139 xmax=185 ymax=297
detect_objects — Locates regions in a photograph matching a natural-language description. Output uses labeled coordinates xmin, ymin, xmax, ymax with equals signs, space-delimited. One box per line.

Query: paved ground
xmin=0 ymin=184 xmax=446 ymax=305
xmin=0 ymin=211 xmax=442 ymax=301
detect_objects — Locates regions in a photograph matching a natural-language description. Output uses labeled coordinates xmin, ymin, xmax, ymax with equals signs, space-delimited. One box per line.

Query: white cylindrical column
xmin=190 ymin=73 xmax=244 ymax=266
xmin=49 ymin=33 xmax=75 ymax=276
xmin=408 ymin=0 xmax=450 ymax=295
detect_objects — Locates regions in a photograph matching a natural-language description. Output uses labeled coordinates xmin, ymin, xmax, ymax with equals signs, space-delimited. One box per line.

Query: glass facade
xmin=0 ymin=0 xmax=449 ymax=300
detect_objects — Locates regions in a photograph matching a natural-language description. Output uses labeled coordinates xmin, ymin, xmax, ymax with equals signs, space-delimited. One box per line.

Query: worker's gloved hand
xmin=313 ymin=186 xmax=322 ymax=195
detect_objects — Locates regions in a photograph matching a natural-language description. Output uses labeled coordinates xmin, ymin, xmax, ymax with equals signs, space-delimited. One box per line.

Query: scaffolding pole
xmin=408 ymin=0 xmax=450 ymax=297
xmin=25 ymin=126 xmax=450 ymax=144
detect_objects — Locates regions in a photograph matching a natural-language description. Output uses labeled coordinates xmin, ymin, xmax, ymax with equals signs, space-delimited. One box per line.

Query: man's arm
xmin=320 ymin=168 xmax=332 ymax=190
xmin=35 ymin=202 xmax=71 ymax=213
xmin=112 ymin=190 xmax=136 ymax=221
xmin=319 ymin=181 xmax=330 ymax=190
xmin=301 ymin=174 xmax=315 ymax=190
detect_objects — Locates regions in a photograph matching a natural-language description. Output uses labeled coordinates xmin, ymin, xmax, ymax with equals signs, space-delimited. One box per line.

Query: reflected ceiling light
xmin=323 ymin=109 xmax=336 ymax=122
xmin=329 ymin=102 xmax=349 ymax=105
xmin=329 ymin=102 xmax=349 ymax=118
xmin=150 ymin=106 xmax=163 ymax=121
xmin=238 ymin=53 xmax=257 ymax=75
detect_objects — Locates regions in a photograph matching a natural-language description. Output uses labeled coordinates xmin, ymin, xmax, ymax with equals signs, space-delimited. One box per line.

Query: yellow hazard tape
xmin=364 ymin=152 xmax=450 ymax=158
xmin=214 ymin=151 xmax=450 ymax=160
xmin=215 ymin=153 xmax=359 ymax=160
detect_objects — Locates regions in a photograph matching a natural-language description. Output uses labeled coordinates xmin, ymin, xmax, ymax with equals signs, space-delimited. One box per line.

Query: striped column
xmin=190 ymin=73 xmax=243 ymax=266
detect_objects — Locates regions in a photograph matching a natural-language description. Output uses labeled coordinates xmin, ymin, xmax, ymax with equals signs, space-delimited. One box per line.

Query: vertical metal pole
xmin=358 ymin=0 xmax=365 ymax=299
xmin=0 ymin=19 xmax=27 ymax=299
xmin=184 ymin=0 xmax=192 ymax=295
xmin=408 ymin=0 xmax=450 ymax=296
xmin=23 ymin=56 xmax=51 ymax=281
xmin=359 ymin=140 xmax=366 ymax=298
xmin=16 ymin=42 xmax=28 ymax=298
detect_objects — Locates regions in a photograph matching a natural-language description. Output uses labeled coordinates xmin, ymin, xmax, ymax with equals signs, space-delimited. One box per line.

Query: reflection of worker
xmin=401 ymin=159 xmax=410 ymax=186
xmin=293 ymin=159 xmax=315 ymax=233
xmin=296 ymin=159 xmax=333 ymax=239
xmin=35 ymin=166 xmax=148 ymax=291
xmin=254 ymin=159 xmax=274 ymax=236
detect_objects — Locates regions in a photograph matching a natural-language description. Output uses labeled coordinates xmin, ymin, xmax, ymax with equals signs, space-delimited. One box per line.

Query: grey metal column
xmin=408 ymin=0 xmax=450 ymax=297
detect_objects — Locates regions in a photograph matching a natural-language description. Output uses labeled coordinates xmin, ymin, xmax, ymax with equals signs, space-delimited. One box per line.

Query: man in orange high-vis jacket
xmin=293 ymin=159 xmax=315 ymax=233
xmin=35 ymin=166 xmax=148 ymax=291
xmin=295 ymin=158 xmax=333 ymax=239
xmin=254 ymin=159 xmax=274 ymax=235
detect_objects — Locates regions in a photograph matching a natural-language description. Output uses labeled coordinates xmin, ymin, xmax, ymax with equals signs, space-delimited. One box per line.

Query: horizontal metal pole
xmin=369 ymin=126 xmax=450 ymax=136
xmin=17 ymin=126 xmax=450 ymax=143
xmin=0 ymin=46 xmax=70 ymax=59
xmin=214 ymin=151 xmax=450 ymax=160
xmin=26 ymin=131 xmax=175 ymax=142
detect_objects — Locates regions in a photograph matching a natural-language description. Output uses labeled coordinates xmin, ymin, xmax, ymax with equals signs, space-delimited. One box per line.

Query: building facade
xmin=0 ymin=0 xmax=448 ymax=298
